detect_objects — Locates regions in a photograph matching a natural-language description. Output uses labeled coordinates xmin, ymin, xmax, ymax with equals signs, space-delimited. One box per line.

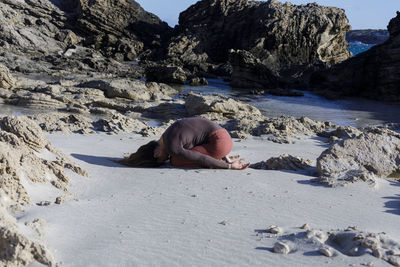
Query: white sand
xmin=22 ymin=133 xmax=399 ymax=266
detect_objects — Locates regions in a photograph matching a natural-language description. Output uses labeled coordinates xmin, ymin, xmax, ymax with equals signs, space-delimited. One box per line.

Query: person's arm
xmin=171 ymin=147 xmax=230 ymax=169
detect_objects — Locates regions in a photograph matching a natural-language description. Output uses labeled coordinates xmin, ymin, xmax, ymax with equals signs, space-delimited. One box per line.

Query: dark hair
xmin=120 ymin=140 xmax=163 ymax=167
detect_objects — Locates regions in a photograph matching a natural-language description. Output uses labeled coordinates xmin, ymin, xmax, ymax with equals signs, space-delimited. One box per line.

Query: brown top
xmin=162 ymin=117 xmax=230 ymax=169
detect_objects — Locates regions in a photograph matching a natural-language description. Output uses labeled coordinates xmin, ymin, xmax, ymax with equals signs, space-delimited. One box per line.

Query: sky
xmin=136 ymin=0 xmax=399 ymax=29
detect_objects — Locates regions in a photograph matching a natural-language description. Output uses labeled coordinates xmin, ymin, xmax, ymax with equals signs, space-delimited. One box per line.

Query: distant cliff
xmin=310 ymin=12 xmax=400 ymax=102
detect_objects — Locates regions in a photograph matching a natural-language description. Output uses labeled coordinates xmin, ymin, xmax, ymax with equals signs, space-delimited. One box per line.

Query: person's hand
xmin=223 ymin=155 xmax=240 ymax=163
xmin=229 ymin=159 xmax=250 ymax=170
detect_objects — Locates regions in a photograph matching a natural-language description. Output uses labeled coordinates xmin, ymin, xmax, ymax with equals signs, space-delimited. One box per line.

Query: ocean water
xmin=349 ymin=41 xmax=376 ymax=56
xmin=176 ymin=79 xmax=400 ymax=128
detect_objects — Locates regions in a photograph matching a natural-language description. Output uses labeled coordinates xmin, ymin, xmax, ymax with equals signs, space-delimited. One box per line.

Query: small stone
xmin=37 ymin=201 xmax=51 ymax=206
xmin=301 ymin=223 xmax=310 ymax=230
xmin=319 ymin=247 xmax=334 ymax=257
xmin=266 ymin=225 xmax=283 ymax=235
xmin=372 ymin=249 xmax=383 ymax=259
xmin=273 ymin=242 xmax=290 ymax=254
xmin=191 ymin=194 xmax=199 ymax=198
xmin=388 ymin=256 xmax=400 ymax=267
xmin=361 ymin=237 xmax=379 ymax=249
xmin=219 ymin=220 xmax=230 ymax=226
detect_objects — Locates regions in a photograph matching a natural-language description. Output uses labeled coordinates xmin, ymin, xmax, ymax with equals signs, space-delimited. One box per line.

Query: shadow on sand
xmin=383 ymin=194 xmax=400 ymax=216
xmin=71 ymin=153 xmax=126 ymax=168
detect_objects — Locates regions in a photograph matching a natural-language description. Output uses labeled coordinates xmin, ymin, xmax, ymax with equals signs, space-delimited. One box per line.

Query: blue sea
xmin=349 ymin=41 xmax=376 ymax=56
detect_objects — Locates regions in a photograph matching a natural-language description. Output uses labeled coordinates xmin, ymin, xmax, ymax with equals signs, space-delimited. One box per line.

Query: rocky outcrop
xmin=145 ymin=65 xmax=187 ymax=84
xmin=0 ymin=116 xmax=89 ymax=266
xmin=227 ymin=116 xmax=335 ymax=143
xmin=316 ymin=128 xmax=400 ymax=187
xmin=311 ymin=12 xmax=400 ymax=102
xmin=165 ymin=0 xmax=350 ymax=84
xmin=75 ymin=0 xmax=172 ymax=60
xmin=251 ymin=154 xmax=313 ymax=171
xmin=185 ymin=93 xmax=261 ymax=118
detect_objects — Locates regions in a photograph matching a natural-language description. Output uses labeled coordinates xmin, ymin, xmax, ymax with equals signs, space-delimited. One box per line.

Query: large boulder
xmin=311 ymin=12 xmax=400 ymax=102
xmin=166 ymin=0 xmax=350 ymax=78
xmin=184 ymin=93 xmax=261 ymax=117
xmin=75 ymin=0 xmax=172 ymax=60
xmin=316 ymin=128 xmax=400 ymax=187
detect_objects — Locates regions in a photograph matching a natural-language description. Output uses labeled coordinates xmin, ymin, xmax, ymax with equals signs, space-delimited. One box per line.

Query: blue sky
xmin=136 ymin=0 xmax=399 ymax=29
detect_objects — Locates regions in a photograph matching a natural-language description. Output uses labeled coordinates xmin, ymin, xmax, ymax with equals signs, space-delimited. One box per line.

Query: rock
xmin=266 ymin=225 xmax=283 ymax=235
xmin=189 ymin=77 xmax=208 ymax=86
xmin=273 ymin=242 xmax=290 ymax=254
xmin=0 ymin=64 xmax=15 ymax=89
xmin=166 ymin=0 xmax=350 ymax=86
xmin=75 ymin=0 xmax=171 ymax=60
xmin=228 ymin=115 xmax=334 ymax=143
xmin=301 ymin=224 xmax=311 ymax=230
xmin=319 ymin=247 xmax=334 ymax=257
xmin=251 ymin=154 xmax=313 ymax=171
xmin=185 ymin=93 xmax=261 ymax=118
xmin=29 ymin=113 xmax=94 ymax=134
xmin=229 ymin=49 xmax=278 ymax=89
xmin=93 ymin=114 xmax=148 ymax=134
xmin=0 ymin=116 xmax=46 ymax=151
xmin=0 ymin=227 xmax=55 ymax=266
xmin=316 ymin=128 xmax=400 ymax=186
xmin=145 ymin=65 xmax=187 ymax=84
xmin=311 ymin=12 xmax=400 ymax=102
xmin=318 ymin=126 xmax=362 ymax=140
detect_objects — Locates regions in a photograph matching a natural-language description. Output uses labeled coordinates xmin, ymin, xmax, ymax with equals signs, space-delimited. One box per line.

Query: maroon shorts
xmin=170 ymin=128 xmax=233 ymax=168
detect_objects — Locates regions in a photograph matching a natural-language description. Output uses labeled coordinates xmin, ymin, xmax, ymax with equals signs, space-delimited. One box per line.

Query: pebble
xmin=361 ymin=237 xmax=379 ymax=249
xmin=266 ymin=225 xmax=283 ymax=235
xmin=301 ymin=223 xmax=310 ymax=230
xmin=319 ymin=247 xmax=333 ymax=257
xmin=219 ymin=220 xmax=230 ymax=226
xmin=388 ymin=256 xmax=400 ymax=267
xmin=37 ymin=201 xmax=51 ymax=206
xmin=372 ymin=249 xmax=383 ymax=259
xmin=273 ymin=242 xmax=290 ymax=254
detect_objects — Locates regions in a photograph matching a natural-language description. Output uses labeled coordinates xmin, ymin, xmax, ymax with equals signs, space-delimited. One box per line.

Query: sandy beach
xmin=14 ymin=132 xmax=398 ymax=266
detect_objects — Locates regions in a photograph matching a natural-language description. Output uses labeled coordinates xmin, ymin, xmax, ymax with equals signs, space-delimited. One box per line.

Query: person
xmin=121 ymin=117 xmax=250 ymax=170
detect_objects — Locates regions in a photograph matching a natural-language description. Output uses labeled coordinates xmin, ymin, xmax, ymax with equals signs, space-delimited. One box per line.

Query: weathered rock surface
xmin=251 ymin=154 xmax=313 ymax=171
xmin=75 ymin=0 xmax=172 ymax=60
xmin=227 ymin=116 xmax=335 ymax=143
xmin=311 ymin=12 xmax=400 ymax=102
xmin=0 ymin=64 xmax=15 ymax=90
xmin=145 ymin=65 xmax=187 ymax=84
xmin=164 ymin=0 xmax=350 ymax=85
xmin=261 ymin=225 xmax=400 ymax=267
xmin=185 ymin=93 xmax=261 ymax=118
xmin=0 ymin=116 xmax=88 ymax=266
xmin=316 ymin=128 xmax=400 ymax=187
xmin=0 ymin=196 xmax=55 ymax=266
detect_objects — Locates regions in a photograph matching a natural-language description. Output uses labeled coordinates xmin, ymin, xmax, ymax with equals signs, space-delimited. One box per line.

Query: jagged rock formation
xmin=0 ymin=116 xmax=88 ymax=266
xmin=316 ymin=128 xmax=400 ymax=187
xmin=251 ymin=154 xmax=313 ymax=171
xmin=74 ymin=0 xmax=172 ymax=60
xmin=0 ymin=0 xmax=170 ymax=80
xmin=163 ymin=0 xmax=350 ymax=86
xmin=311 ymin=12 xmax=400 ymax=102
